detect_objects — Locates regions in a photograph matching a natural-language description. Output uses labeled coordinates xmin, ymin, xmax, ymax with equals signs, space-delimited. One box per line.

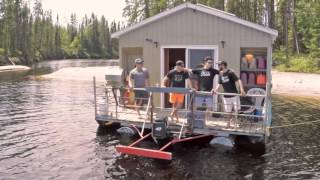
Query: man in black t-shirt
xmin=190 ymin=57 xmax=219 ymax=110
xmin=192 ymin=57 xmax=219 ymax=92
xmin=213 ymin=61 xmax=245 ymax=128
xmin=162 ymin=60 xmax=193 ymax=123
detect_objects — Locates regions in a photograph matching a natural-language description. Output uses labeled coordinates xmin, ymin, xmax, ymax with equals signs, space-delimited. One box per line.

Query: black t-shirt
xmin=219 ymin=70 xmax=239 ymax=97
xmin=192 ymin=68 xmax=219 ymax=91
xmin=166 ymin=70 xmax=189 ymax=88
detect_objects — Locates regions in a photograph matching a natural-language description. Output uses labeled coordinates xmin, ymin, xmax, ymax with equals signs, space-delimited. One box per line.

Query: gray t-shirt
xmin=129 ymin=67 xmax=149 ymax=88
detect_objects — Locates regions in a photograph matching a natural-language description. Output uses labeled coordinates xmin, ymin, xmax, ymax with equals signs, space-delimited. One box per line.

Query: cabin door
xmin=161 ymin=46 xmax=219 ymax=109
xmin=163 ymin=48 xmax=186 ymax=108
xmin=187 ymin=48 xmax=218 ymax=111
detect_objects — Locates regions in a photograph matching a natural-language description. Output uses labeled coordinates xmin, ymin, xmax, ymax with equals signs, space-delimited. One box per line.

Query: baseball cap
xmin=217 ymin=60 xmax=227 ymax=66
xmin=204 ymin=56 xmax=213 ymax=61
xmin=134 ymin=58 xmax=144 ymax=64
xmin=176 ymin=60 xmax=184 ymax=66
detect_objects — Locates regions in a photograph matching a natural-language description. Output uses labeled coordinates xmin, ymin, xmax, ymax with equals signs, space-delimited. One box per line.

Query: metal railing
xmin=93 ymin=78 xmax=270 ymax=136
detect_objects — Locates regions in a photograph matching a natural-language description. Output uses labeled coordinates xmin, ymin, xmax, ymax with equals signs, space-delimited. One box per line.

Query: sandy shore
xmin=0 ymin=65 xmax=30 ymax=72
xmin=42 ymin=67 xmax=320 ymax=97
xmin=271 ymin=71 xmax=320 ymax=97
xmin=42 ymin=66 xmax=122 ymax=82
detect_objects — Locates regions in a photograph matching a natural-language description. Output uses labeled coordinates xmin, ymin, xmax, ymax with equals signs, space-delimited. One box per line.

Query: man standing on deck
xmin=128 ymin=58 xmax=150 ymax=118
xmin=213 ymin=60 xmax=246 ymax=128
xmin=187 ymin=56 xmax=219 ymax=110
xmin=162 ymin=60 xmax=193 ymax=123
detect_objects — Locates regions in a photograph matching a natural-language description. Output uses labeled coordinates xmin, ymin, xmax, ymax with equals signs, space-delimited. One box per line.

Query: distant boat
xmin=0 ymin=58 xmax=30 ymax=72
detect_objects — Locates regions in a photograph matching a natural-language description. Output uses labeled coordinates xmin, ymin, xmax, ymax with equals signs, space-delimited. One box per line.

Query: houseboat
xmin=93 ymin=2 xmax=277 ymax=160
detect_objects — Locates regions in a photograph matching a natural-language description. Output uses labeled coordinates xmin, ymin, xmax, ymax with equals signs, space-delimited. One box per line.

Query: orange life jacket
xmin=123 ymin=89 xmax=135 ymax=105
xmin=256 ymin=73 xmax=266 ymax=85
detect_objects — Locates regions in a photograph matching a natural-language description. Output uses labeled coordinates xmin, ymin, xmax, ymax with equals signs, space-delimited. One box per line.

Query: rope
xmin=269 ymin=119 xmax=320 ymax=129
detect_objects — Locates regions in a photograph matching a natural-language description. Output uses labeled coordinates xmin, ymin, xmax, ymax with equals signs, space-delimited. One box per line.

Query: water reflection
xmin=0 ymin=60 xmax=320 ymax=179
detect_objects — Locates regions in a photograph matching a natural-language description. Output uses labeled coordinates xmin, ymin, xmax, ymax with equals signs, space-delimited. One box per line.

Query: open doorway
xmin=161 ymin=46 xmax=219 ymax=109
xmin=163 ymin=48 xmax=186 ymax=108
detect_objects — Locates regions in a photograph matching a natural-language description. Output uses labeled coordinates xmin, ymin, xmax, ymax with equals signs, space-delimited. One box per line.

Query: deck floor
xmin=97 ymin=103 xmax=265 ymax=136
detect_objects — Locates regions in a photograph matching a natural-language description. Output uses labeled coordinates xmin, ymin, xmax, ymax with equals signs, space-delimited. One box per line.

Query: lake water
xmin=0 ymin=60 xmax=319 ymax=180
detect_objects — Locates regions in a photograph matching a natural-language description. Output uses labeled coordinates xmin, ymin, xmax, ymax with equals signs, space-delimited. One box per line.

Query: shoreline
xmin=41 ymin=66 xmax=120 ymax=82
xmin=271 ymin=70 xmax=320 ymax=97
xmin=42 ymin=67 xmax=320 ymax=98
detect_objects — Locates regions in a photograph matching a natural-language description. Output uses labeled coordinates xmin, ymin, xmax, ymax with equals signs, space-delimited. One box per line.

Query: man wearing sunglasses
xmin=186 ymin=56 xmax=219 ymax=111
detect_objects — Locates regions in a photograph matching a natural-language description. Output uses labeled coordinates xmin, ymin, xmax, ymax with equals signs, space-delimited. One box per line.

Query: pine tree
xmin=54 ymin=15 xmax=62 ymax=59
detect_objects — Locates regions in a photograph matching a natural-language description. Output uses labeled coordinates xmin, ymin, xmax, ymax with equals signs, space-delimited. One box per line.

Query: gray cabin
xmin=93 ymin=3 xmax=280 ymax=158
xmin=111 ymin=2 xmax=278 ymax=107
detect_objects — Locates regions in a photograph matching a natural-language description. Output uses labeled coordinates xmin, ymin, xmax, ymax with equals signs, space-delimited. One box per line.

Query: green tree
xmin=54 ymin=15 xmax=62 ymax=59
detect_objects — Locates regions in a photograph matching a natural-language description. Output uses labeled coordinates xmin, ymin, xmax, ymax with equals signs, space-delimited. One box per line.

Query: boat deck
xmin=96 ymin=105 xmax=265 ymax=137
xmin=94 ymin=85 xmax=269 ymax=138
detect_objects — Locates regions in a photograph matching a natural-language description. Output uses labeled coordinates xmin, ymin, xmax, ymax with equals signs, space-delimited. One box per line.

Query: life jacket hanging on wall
xmin=241 ymin=57 xmax=248 ymax=69
xmin=256 ymin=73 xmax=266 ymax=85
xmin=248 ymin=58 xmax=257 ymax=69
xmin=257 ymin=56 xmax=267 ymax=69
xmin=248 ymin=72 xmax=256 ymax=85
xmin=240 ymin=72 xmax=248 ymax=85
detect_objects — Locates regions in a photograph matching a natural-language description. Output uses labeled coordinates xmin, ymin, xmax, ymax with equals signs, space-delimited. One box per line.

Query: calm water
xmin=0 ymin=60 xmax=320 ymax=180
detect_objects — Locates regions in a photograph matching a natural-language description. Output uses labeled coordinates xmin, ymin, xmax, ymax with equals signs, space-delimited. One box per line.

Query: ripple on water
xmin=1 ymin=60 xmax=320 ymax=179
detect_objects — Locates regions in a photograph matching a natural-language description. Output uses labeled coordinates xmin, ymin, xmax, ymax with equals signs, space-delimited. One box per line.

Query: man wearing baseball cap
xmin=128 ymin=58 xmax=150 ymax=118
xmin=162 ymin=60 xmax=193 ymax=123
xmin=214 ymin=60 xmax=245 ymax=128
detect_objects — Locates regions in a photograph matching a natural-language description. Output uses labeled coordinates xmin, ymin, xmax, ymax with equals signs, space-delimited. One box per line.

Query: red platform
xmin=116 ymin=132 xmax=212 ymax=160
xmin=116 ymin=145 xmax=172 ymax=160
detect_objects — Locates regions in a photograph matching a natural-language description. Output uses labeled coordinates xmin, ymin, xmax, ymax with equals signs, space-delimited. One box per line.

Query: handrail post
xmin=150 ymin=92 xmax=154 ymax=123
xmin=141 ymin=92 xmax=153 ymax=136
xmin=190 ymin=92 xmax=195 ymax=133
xmin=235 ymin=95 xmax=239 ymax=130
xmin=264 ymin=82 xmax=272 ymax=141
xmin=105 ymin=85 xmax=109 ymax=116
xmin=93 ymin=76 xmax=97 ymax=118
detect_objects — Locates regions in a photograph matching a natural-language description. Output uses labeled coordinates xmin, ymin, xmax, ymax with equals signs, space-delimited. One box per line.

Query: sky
xmin=40 ymin=0 xmax=126 ymax=25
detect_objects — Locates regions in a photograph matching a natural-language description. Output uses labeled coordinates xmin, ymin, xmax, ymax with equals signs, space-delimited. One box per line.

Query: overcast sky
xmin=39 ymin=0 xmax=126 ymax=25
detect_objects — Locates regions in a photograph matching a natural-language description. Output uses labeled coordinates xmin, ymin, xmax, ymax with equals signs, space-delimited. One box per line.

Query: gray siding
xmin=119 ymin=8 xmax=273 ymax=104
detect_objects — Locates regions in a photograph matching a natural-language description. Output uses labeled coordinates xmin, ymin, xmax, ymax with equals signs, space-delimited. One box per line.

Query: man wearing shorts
xmin=189 ymin=56 xmax=219 ymax=110
xmin=128 ymin=58 xmax=150 ymax=117
xmin=162 ymin=60 xmax=193 ymax=123
xmin=214 ymin=61 xmax=245 ymax=128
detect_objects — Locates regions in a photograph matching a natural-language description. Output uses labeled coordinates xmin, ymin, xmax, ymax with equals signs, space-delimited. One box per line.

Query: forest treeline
xmin=1 ymin=0 xmax=320 ymax=73
xmin=0 ymin=0 xmax=120 ymax=65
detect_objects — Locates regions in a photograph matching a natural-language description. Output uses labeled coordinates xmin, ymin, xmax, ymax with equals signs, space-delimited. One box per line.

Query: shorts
xmin=195 ymin=94 xmax=213 ymax=110
xmin=134 ymin=90 xmax=148 ymax=103
xmin=169 ymin=93 xmax=185 ymax=104
xmin=222 ymin=96 xmax=241 ymax=113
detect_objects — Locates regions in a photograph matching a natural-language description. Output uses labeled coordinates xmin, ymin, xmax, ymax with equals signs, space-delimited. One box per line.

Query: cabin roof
xmin=111 ymin=3 xmax=278 ymax=39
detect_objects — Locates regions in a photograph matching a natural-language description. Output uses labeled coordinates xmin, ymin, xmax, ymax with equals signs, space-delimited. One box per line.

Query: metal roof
xmin=111 ymin=2 xmax=278 ymax=39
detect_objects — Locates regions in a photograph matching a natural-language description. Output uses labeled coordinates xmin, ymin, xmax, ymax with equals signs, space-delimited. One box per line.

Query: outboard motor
xmin=152 ymin=117 xmax=168 ymax=140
